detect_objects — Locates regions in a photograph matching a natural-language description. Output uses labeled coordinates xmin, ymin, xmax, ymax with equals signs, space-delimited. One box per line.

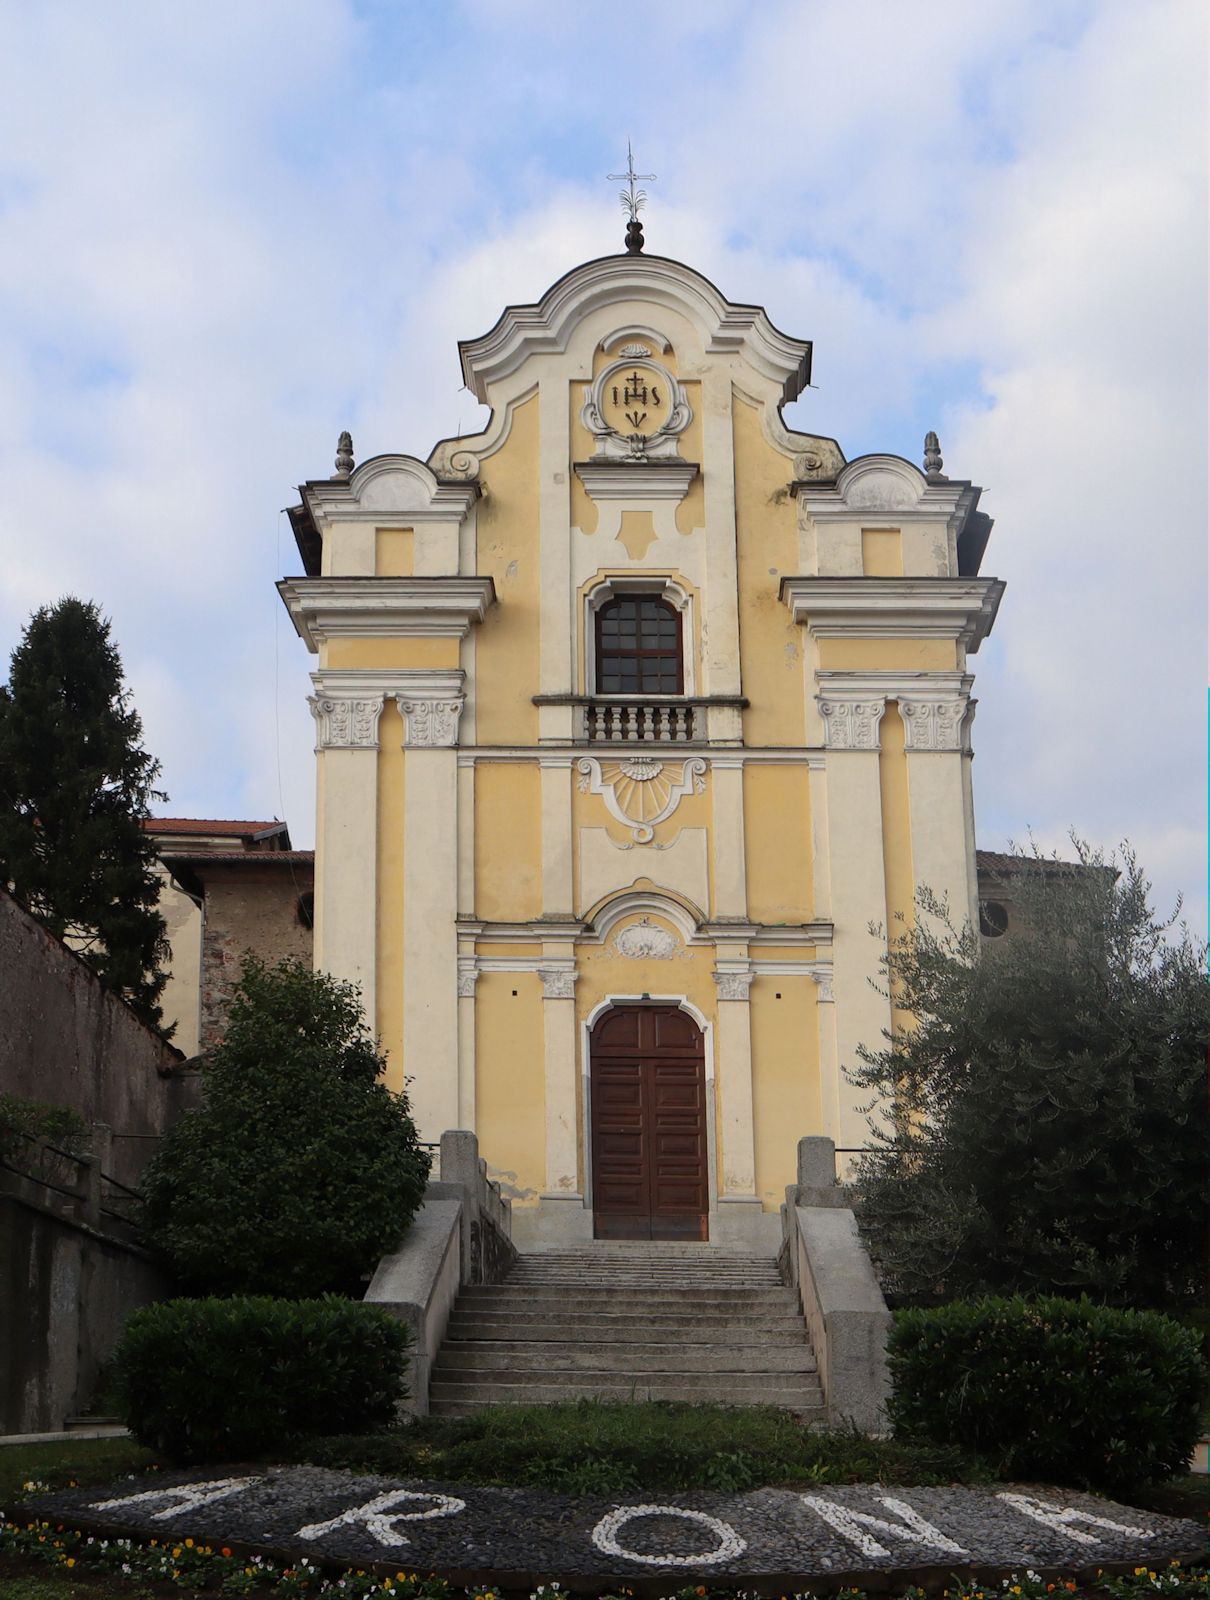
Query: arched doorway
xmin=589 ymin=1004 xmax=708 ymax=1241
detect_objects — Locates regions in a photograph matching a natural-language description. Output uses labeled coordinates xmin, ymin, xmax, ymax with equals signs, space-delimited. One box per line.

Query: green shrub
xmin=888 ymin=1295 xmax=1204 ymax=1492
xmin=115 ymin=1296 xmax=410 ymax=1462
xmin=298 ymin=1401 xmax=988 ymax=1492
xmin=139 ymin=957 xmax=430 ymax=1296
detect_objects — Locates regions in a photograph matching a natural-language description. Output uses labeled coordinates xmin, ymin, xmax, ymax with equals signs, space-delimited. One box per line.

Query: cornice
xmin=816 ymin=669 xmax=974 ymax=697
xmin=277 ymin=576 xmax=496 ymax=650
xmin=573 ymin=459 xmax=699 ymax=501
xmin=458 ymin=253 xmax=812 ymax=403
xmin=780 ymin=577 xmax=1004 ymax=652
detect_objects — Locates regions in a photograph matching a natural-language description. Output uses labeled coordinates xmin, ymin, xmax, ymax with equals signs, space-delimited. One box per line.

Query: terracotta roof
xmin=976 ymin=849 xmax=1099 ymax=877
xmin=163 ymin=849 xmax=314 ymax=866
xmin=145 ymin=818 xmax=282 ymax=836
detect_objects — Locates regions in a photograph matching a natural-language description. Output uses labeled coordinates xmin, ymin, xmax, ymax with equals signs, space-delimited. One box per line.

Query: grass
xmin=294 ymin=1400 xmax=993 ymax=1493
xmin=0 ymin=1441 xmax=158 ymax=1512
xmin=0 ymin=1575 xmax=157 ymax=1599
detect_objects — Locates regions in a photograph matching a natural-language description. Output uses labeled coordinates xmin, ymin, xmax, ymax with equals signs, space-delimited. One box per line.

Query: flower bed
xmin=1 ymin=1515 xmax=1207 ymax=1600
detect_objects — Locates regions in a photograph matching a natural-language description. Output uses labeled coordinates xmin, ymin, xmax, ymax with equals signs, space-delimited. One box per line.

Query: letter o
xmin=591 ymin=1504 xmax=746 ymax=1567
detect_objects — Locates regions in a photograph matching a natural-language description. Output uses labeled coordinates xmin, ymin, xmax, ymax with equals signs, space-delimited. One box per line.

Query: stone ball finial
xmin=625 ymin=217 xmax=645 ymax=255
xmin=334 ymin=430 xmax=354 ymax=479
xmin=924 ymin=431 xmax=944 ymax=479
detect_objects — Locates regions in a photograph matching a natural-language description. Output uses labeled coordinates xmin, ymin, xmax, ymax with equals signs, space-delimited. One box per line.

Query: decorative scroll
xmin=577 ymin=755 xmax=706 ymax=844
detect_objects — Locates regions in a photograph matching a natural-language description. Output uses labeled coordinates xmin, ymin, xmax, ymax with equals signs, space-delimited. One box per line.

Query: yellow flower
xmin=65 ymin=1558 xmax=75 ymax=1568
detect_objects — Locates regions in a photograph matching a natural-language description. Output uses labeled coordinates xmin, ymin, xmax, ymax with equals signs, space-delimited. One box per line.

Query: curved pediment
xmin=458 ymin=252 xmax=813 ymax=405
xmin=835 ymin=455 xmax=928 ymax=511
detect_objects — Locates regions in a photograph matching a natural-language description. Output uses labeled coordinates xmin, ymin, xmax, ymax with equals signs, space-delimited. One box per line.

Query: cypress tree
xmin=0 ymin=597 xmax=171 ymax=1031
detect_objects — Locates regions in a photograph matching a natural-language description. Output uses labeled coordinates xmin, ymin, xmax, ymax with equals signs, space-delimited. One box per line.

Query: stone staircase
xmin=428 ymin=1244 xmax=822 ymax=1416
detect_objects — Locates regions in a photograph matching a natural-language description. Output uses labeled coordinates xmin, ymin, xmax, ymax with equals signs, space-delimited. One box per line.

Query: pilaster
xmin=396 ymin=675 xmax=465 ymax=1143
xmin=817 ymin=691 xmax=894 ymax=1153
xmin=309 ymin=681 xmax=387 ymax=1025
xmin=710 ymin=755 xmax=748 ymax=918
xmin=712 ymin=958 xmax=757 ymax=1199
xmin=539 ymin=756 xmax=574 ymax=916
xmin=900 ymin=683 xmax=980 ymax=936
xmin=539 ymin=959 xmax=580 ymax=1198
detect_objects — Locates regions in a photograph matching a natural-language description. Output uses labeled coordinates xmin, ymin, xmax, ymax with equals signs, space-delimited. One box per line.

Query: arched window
xmin=595 ymin=594 xmax=683 ymax=695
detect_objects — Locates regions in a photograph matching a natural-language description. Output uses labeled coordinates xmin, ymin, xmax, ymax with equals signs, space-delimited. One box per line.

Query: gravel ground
xmin=22 ymin=1467 xmax=1205 ymax=1582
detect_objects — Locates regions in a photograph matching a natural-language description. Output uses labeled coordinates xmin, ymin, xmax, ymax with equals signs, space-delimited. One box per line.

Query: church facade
xmin=278 ymin=246 xmax=1003 ymax=1248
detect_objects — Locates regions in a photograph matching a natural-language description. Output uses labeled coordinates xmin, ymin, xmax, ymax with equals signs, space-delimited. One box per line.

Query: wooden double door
xmin=589 ymin=1004 xmax=709 ymax=1240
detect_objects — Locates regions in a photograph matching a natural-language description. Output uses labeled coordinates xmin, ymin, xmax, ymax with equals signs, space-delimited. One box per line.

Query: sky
xmin=0 ymin=0 xmax=1205 ymax=935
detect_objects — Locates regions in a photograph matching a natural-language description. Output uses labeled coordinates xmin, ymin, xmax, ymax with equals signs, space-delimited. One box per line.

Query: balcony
xmin=533 ymin=695 xmax=749 ymax=745
xmin=587 ymin=699 xmax=696 ymax=742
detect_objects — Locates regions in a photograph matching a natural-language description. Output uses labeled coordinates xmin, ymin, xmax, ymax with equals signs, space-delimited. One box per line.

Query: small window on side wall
xmin=595 ymin=594 xmax=683 ymax=695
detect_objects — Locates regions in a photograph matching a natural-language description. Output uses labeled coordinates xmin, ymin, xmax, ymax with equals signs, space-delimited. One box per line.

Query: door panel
xmin=590 ymin=1005 xmax=708 ymax=1241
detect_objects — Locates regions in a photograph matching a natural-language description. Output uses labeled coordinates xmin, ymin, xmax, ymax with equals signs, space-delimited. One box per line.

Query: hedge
xmin=115 ymin=1296 xmax=410 ymax=1462
xmin=888 ymin=1294 xmax=1204 ymax=1492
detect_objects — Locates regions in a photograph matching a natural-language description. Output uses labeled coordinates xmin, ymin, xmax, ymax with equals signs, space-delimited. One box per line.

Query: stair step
xmin=517 ymin=1249 xmax=778 ymax=1261
xmin=434 ymin=1344 xmax=816 ymax=1373
xmin=444 ymin=1316 xmax=806 ymax=1341
xmin=431 ymin=1365 xmax=820 ymax=1390
xmin=428 ymin=1381 xmax=823 ymax=1412
xmin=506 ymin=1275 xmax=783 ymax=1287
xmin=458 ymin=1286 xmax=798 ymax=1307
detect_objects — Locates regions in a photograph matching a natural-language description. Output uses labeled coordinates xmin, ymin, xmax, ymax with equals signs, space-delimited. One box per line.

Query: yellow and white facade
xmin=278 ymin=249 xmax=1004 ymax=1248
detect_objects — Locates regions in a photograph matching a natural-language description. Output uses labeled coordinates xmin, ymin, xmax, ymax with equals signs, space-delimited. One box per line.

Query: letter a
xmin=91 ymin=1477 xmax=262 ymax=1520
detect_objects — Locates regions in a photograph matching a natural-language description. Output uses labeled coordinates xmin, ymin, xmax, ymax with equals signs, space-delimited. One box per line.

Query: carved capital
xmin=457 ymin=963 xmax=479 ymax=999
xmin=397 ymin=695 xmax=465 ymax=748
xmin=810 ymin=967 xmax=835 ymax=1004
xmin=539 ymin=966 xmax=578 ymax=1000
xmin=818 ymin=697 xmax=887 ymax=751
xmin=899 ymin=694 xmax=975 ymax=752
xmin=713 ymin=967 xmax=754 ymax=1002
xmin=308 ymin=693 xmax=386 ymax=750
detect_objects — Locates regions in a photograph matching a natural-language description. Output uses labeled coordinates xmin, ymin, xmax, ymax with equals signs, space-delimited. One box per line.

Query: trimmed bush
xmin=139 ymin=958 xmax=430 ymax=1297
xmin=115 ymin=1296 xmax=410 ymax=1462
xmin=888 ymin=1294 xmax=1204 ymax=1492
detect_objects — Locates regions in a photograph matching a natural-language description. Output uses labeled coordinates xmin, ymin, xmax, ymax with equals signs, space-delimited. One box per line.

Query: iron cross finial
xmin=608 ymin=141 xmax=656 ymax=253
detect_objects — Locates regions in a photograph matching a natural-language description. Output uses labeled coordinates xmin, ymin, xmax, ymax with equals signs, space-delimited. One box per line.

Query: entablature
xmin=278 ymin=575 xmax=496 ymax=650
xmin=780 ymin=576 xmax=1004 ymax=652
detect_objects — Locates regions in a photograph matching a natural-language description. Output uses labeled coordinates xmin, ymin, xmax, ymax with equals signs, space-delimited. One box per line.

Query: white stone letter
xmin=91 ymin=1477 xmax=262 ymax=1520
xmin=297 ymin=1489 xmax=465 ymax=1548
xmin=800 ymin=1495 xmax=969 ymax=1560
xmin=996 ymin=1493 xmax=1154 ymax=1547
xmin=591 ymin=1504 xmax=746 ymax=1567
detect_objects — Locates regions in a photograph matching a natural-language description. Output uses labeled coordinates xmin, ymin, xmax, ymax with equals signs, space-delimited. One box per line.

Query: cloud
xmin=0 ymin=0 xmax=1202 ymax=935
